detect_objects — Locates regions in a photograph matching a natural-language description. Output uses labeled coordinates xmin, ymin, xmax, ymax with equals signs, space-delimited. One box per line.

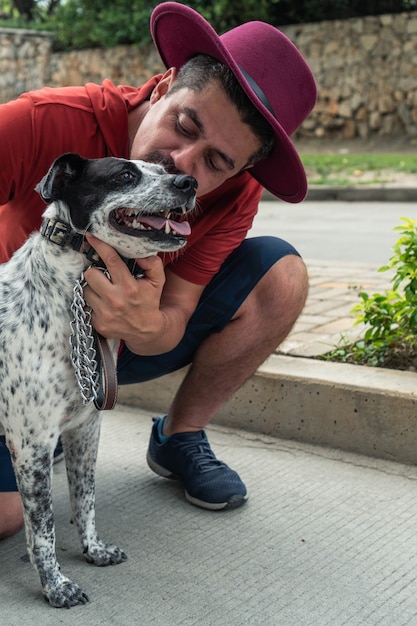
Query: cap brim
xmin=151 ymin=2 xmax=309 ymax=202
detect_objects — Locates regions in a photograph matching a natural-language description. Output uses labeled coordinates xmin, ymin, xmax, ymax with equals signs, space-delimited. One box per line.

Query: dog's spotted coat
xmin=0 ymin=153 xmax=196 ymax=607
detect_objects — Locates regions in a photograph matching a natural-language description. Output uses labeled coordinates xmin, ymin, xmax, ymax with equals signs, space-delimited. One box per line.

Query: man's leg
xmin=0 ymin=493 xmax=23 ymax=540
xmin=118 ymin=236 xmax=308 ymax=510
xmin=165 ymin=253 xmax=307 ymax=434
xmin=0 ymin=436 xmax=24 ymax=539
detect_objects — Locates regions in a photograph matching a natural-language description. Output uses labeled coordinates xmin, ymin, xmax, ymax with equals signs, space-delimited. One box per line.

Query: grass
xmin=300 ymin=153 xmax=417 ymax=186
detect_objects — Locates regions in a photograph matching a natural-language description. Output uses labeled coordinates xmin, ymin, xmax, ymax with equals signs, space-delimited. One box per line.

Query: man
xmin=0 ymin=2 xmax=316 ymax=538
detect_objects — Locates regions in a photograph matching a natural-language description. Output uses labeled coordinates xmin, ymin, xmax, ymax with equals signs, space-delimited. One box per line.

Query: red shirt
xmin=0 ymin=77 xmax=263 ymax=284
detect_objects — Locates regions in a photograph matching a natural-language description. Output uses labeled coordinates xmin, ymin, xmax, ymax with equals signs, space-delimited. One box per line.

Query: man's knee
xmin=233 ymin=254 xmax=307 ymax=347
xmin=242 ymin=254 xmax=307 ymax=316
xmin=271 ymin=253 xmax=308 ymax=310
xmin=0 ymin=492 xmax=24 ymax=540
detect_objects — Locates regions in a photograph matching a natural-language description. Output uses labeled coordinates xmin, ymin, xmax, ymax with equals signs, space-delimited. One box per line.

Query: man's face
xmin=130 ymin=77 xmax=262 ymax=197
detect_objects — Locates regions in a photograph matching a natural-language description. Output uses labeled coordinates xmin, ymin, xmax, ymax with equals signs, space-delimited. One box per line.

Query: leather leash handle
xmin=93 ymin=331 xmax=118 ymax=410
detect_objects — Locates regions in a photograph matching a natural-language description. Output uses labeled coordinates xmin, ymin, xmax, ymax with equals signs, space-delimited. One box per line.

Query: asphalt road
xmin=250 ymin=200 xmax=414 ymax=266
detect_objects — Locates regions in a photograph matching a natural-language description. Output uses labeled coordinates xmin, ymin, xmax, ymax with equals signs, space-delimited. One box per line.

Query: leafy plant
xmin=322 ymin=218 xmax=417 ymax=369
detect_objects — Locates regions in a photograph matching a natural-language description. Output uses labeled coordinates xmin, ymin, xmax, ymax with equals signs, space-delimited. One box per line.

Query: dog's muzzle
xmin=109 ymin=174 xmax=197 ymax=246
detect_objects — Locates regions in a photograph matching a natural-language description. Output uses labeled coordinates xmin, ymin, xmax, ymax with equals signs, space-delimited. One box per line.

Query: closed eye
xmin=206 ymin=155 xmax=222 ymax=173
xmin=175 ymin=108 xmax=236 ymax=174
xmin=175 ymin=116 xmax=197 ymax=139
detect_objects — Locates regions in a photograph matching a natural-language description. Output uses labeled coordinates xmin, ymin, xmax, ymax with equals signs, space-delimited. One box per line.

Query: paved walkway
xmin=279 ymin=259 xmax=394 ymax=358
xmin=3 ymin=405 xmax=417 ymax=625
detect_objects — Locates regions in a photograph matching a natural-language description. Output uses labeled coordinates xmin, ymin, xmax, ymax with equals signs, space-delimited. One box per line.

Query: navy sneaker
xmin=146 ymin=417 xmax=248 ymax=511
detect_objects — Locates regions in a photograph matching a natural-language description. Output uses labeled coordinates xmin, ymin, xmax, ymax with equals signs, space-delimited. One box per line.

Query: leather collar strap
xmin=40 ymin=217 xmax=101 ymax=263
xmin=40 ymin=217 xmax=141 ymax=275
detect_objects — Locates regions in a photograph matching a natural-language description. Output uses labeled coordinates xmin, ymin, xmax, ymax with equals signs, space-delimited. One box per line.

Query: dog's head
xmin=36 ymin=153 xmax=197 ymax=257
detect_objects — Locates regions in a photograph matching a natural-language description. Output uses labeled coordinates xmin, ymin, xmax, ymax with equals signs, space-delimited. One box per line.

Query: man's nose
xmin=171 ymin=145 xmax=199 ymax=178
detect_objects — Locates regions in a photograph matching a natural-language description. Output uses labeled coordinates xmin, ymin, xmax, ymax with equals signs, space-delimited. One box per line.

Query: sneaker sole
xmin=185 ymin=491 xmax=248 ymax=511
xmin=146 ymin=451 xmax=177 ymax=479
xmin=147 ymin=451 xmax=248 ymax=511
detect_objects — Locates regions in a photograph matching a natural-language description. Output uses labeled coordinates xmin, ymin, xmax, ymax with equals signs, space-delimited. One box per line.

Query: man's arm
xmin=83 ymin=234 xmax=204 ymax=356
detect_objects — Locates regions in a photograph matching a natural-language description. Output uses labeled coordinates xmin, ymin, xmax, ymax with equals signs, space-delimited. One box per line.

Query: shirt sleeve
xmin=0 ymin=85 xmax=113 ymax=263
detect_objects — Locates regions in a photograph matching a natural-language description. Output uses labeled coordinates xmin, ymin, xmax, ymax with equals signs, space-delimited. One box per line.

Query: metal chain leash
xmin=69 ymin=266 xmax=108 ymax=405
xmin=69 ymin=261 xmax=142 ymax=406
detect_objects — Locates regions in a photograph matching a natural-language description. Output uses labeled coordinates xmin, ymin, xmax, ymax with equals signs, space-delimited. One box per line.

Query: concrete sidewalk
xmin=3 ymin=405 xmax=417 ymax=625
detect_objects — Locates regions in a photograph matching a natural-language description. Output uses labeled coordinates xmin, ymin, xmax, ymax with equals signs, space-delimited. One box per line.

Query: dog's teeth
xmin=131 ymin=219 xmax=145 ymax=230
xmin=181 ymin=205 xmax=186 ymax=215
xmin=165 ymin=220 xmax=171 ymax=234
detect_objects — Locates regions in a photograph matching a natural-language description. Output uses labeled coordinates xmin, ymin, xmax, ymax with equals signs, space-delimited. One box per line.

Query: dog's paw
xmin=83 ymin=541 xmax=128 ymax=567
xmin=43 ymin=577 xmax=89 ymax=608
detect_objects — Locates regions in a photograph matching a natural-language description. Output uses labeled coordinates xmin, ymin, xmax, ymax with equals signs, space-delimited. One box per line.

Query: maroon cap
xmin=151 ymin=2 xmax=317 ymax=202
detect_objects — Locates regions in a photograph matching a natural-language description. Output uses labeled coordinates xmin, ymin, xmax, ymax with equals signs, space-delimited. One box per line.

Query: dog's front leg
xmin=8 ymin=437 xmax=89 ymax=608
xmin=62 ymin=412 xmax=127 ymax=566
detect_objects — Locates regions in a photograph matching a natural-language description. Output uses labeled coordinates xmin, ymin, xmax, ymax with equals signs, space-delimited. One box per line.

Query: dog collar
xmin=40 ymin=217 xmax=101 ymax=263
xmin=40 ymin=217 xmax=143 ymax=277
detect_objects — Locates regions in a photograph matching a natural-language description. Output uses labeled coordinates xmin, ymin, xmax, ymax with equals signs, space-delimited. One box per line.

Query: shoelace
xmin=179 ymin=441 xmax=228 ymax=473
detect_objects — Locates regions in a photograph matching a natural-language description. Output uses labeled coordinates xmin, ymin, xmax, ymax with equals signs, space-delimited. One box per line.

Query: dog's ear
xmin=35 ymin=153 xmax=88 ymax=203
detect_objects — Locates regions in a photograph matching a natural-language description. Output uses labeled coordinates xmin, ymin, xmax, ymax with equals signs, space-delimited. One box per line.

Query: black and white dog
xmin=0 ymin=153 xmax=197 ymax=608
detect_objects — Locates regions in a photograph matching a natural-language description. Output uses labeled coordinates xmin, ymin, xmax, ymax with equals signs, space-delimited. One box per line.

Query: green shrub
xmin=322 ymin=218 xmax=417 ymax=369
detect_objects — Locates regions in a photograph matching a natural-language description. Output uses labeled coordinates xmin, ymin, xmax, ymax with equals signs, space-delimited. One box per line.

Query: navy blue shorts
xmin=0 ymin=436 xmax=18 ymax=492
xmin=0 ymin=235 xmax=300 ymax=492
xmin=117 ymin=236 xmax=300 ymax=383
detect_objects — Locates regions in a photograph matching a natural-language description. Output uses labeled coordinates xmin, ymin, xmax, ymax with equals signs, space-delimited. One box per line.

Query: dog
xmin=0 ymin=153 xmax=197 ymax=607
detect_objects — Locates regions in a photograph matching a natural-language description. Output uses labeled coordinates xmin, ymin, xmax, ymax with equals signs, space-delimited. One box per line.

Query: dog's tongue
xmin=139 ymin=216 xmax=191 ymax=236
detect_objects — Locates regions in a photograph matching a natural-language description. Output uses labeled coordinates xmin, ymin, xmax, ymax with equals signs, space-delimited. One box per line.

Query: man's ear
xmin=150 ymin=67 xmax=178 ymax=104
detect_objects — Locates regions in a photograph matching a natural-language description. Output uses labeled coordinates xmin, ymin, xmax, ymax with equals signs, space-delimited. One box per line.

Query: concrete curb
xmin=117 ymin=354 xmax=417 ymax=467
xmin=263 ymin=186 xmax=416 ymax=202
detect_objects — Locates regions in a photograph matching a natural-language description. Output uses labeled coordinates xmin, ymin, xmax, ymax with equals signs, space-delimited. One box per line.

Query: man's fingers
xmin=85 ymin=233 xmax=140 ymax=285
xmin=85 ymin=233 xmax=127 ymax=282
xmin=132 ymin=255 xmax=165 ymax=285
xmin=85 ymin=233 xmax=164 ymax=285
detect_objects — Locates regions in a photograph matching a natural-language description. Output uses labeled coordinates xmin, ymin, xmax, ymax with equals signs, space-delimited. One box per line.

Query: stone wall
xmin=0 ymin=11 xmax=416 ymax=141
xmin=49 ymin=43 xmax=163 ymax=88
xmin=286 ymin=11 xmax=417 ymax=140
xmin=0 ymin=28 xmax=51 ymax=103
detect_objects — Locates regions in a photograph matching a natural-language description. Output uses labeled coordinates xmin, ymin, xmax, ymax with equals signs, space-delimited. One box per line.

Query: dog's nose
xmin=173 ymin=175 xmax=198 ymax=194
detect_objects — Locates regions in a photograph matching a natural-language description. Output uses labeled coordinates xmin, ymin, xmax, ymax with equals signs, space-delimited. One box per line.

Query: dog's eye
xmin=117 ymin=169 xmax=140 ymax=185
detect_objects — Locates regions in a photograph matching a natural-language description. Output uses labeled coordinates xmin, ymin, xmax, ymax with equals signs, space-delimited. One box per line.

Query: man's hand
xmin=83 ymin=234 xmax=167 ymax=353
